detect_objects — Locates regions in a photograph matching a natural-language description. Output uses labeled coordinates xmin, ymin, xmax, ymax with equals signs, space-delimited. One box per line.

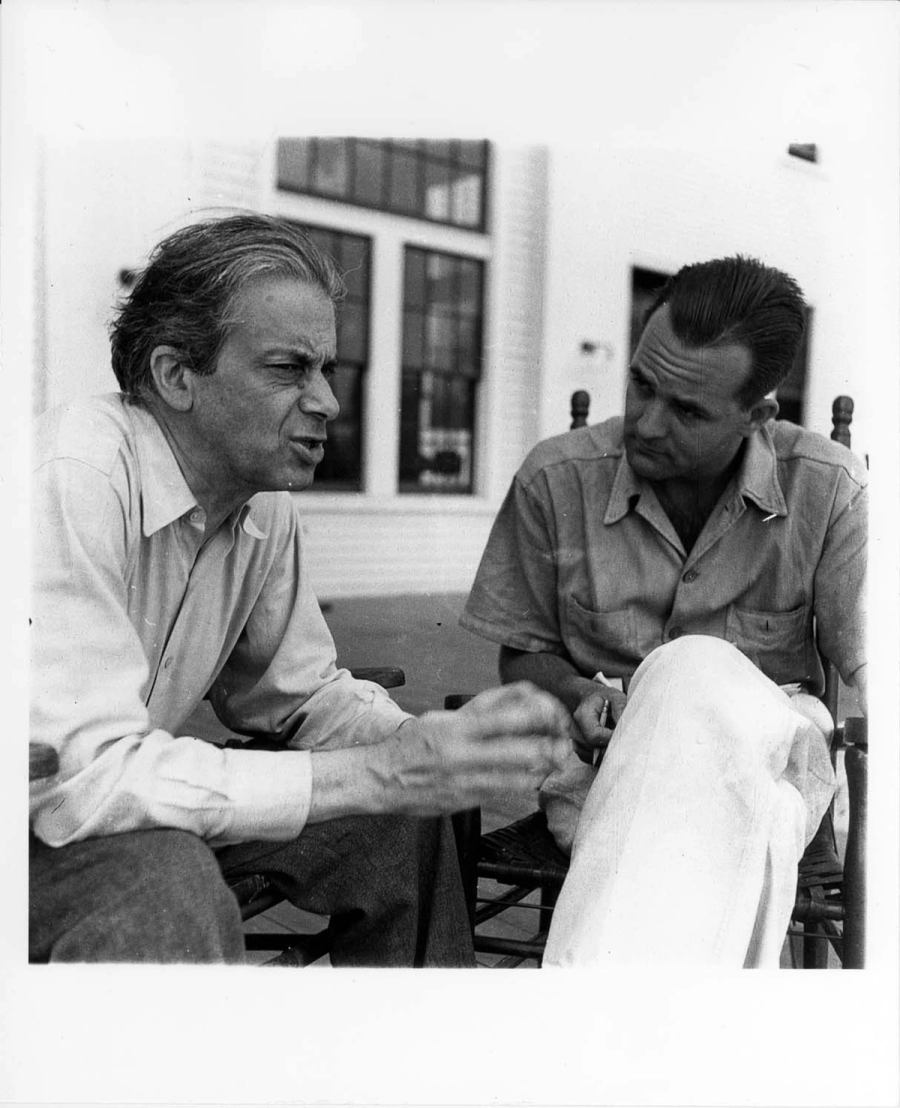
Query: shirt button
xmin=164 ymin=657 xmax=174 ymax=669
xmin=189 ymin=510 xmax=202 ymax=523
xmin=668 ymin=626 xmax=684 ymax=640
xmin=682 ymin=570 xmax=699 ymax=583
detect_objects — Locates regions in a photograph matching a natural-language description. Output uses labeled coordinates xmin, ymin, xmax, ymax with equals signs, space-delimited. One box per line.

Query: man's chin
xmin=625 ymin=444 xmax=666 ymax=478
xmin=281 ymin=466 xmax=317 ymax=493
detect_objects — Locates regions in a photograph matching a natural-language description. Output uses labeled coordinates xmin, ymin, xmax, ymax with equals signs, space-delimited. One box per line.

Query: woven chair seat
xmin=478 ymin=808 xmax=844 ymax=910
xmin=479 ymin=811 xmax=569 ymax=888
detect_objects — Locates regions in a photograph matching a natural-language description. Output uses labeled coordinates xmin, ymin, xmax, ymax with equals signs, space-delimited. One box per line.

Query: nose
xmin=636 ymin=396 xmax=667 ymax=441
xmin=300 ymin=368 xmax=340 ymax=422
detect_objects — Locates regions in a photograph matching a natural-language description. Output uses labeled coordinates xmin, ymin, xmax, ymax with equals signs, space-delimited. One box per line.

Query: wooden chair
xmin=450 ymin=394 xmax=868 ymax=969
xmin=29 ymin=666 xmax=405 ymax=967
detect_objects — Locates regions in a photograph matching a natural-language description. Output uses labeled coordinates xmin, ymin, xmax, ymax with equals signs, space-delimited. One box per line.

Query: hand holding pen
xmin=572 ymin=674 xmax=628 ymax=766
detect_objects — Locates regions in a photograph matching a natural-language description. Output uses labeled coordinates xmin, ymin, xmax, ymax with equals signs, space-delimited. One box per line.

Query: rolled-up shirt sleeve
xmin=814 ymin=467 xmax=867 ymax=685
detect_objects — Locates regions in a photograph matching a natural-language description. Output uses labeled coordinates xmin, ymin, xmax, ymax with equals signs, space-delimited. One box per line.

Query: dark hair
xmin=110 ymin=212 xmax=344 ymax=404
xmin=644 ymin=255 xmax=807 ymax=408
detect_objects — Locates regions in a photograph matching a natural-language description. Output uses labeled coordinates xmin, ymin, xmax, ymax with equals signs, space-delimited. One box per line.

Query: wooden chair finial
xmin=831 ymin=395 xmax=854 ymax=448
xmin=570 ymin=390 xmax=591 ymax=430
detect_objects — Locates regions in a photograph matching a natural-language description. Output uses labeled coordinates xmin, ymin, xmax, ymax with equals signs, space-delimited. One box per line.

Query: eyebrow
xmin=262 ymin=345 xmax=337 ymax=371
xmin=629 ymin=364 xmax=714 ymax=419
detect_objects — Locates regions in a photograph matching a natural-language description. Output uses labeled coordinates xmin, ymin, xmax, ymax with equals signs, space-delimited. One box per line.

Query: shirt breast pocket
xmin=563 ymin=595 xmax=644 ymax=675
xmin=725 ymin=603 xmax=811 ymax=685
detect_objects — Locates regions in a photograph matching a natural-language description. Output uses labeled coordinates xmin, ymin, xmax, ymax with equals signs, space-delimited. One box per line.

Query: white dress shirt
xmin=31 ymin=395 xmax=408 ymax=847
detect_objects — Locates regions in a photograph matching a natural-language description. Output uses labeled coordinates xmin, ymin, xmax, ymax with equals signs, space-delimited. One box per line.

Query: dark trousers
xmin=29 ymin=814 xmax=474 ymax=967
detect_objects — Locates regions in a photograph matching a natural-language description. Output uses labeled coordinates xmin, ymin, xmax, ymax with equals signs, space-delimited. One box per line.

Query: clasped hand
xmin=381 ymin=682 xmax=575 ymax=816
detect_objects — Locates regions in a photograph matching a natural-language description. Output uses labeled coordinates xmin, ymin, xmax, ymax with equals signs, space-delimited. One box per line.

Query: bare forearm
xmin=499 ymin=646 xmax=595 ymax=714
xmin=307 ymin=735 xmax=406 ymax=823
xmin=308 ymin=687 xmax=575 ymax=824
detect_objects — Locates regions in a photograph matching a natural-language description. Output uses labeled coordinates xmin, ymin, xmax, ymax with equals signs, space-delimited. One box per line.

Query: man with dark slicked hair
xmin=463 ymin=255 xmax=867 ymax=966
xmin=30 ymin=212 xmax=573 ymax=965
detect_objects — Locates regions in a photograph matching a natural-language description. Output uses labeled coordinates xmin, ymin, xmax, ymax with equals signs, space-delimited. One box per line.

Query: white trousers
xmin=543 ymin=636 xmax=836 ymax=968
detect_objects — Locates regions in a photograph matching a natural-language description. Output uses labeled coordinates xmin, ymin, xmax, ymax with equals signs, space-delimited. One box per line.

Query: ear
xmin=740 ymin=395 xmax=778 ymax=437
xmin=149 ymin=346 xmax=194 ymax=412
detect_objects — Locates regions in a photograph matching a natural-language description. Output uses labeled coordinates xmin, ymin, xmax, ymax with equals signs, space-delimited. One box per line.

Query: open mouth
xmin=291 ymin=437 xmax=326 ymax=463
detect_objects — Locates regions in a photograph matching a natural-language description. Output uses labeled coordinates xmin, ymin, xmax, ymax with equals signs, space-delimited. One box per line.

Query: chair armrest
xmin=842 ymin=716 xmax=867 ymax=747
xmin=350 ymin=667 xmax=405 ymax=689
xmin=29 ymin=743 xmax=59 ymax=781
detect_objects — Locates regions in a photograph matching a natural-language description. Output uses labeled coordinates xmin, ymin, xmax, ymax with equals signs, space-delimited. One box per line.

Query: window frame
xmin=277 ymin=138 xmax=491 ymax=234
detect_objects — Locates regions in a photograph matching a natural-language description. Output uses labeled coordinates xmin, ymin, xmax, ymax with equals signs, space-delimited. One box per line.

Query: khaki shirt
xmin=462 ymin=417 xmax=867 ymax=693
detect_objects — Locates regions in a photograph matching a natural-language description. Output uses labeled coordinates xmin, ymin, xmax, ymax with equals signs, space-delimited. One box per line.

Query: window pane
xmin=400 ymin=246 xmax=483 ymax=493
xmin=458 ymin=259 xmax=482 ymax=316
xmin=313 ymin=138 xmax=350 ymax=197
xmin=337 ymin=304 xmax=367 ymax=363
xmin=389 ymin=149 xmax=419 ymax=212
xmin=424 ymin=158 xmax=451 ymax=221
xmin=276 ymin=139 xmax=312 ymax=191
xmin=425 ymin=311 xmax=456 ymax=373
xmin=451 ymin=170 xmax=482 ymax=228
xmin=277 ymin=136 xmax=488 ymax=228
xmin=402 ymin=310 xmax=425 ymax=367
xmin=456 ymin=317 xmax=481 ymax=378
xmin=398 ymin=369 xmax=423 ymax=485
xmin=352 ymin=140 xmax=385 ymax=207
xmin=425 ymin=253 xmax=456 ymax=306
xmin=338 ymin=237 xmax=370 ymax=301
xmin=403 ymin=248 xmax=426 ymax=309
xmin=398 ymin=370 xmax=474 ymax=493
xmin=314 ymin=364 xmax=362 ymax=490
xmin=457 ymin=140 xmax=486 ymax=170
xmin=424 ymin=139 xmax=452 ymax=160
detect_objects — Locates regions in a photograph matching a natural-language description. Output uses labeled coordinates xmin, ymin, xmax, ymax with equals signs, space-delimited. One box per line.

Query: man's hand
xmin=572 ymin=683 xmax=628 ymax=765
xmin=308 ymin=682 xmax=575 ymax=822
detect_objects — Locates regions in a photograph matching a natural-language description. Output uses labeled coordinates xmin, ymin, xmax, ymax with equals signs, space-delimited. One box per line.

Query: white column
xmin=364 ymin=232 xmax=403 ymax=496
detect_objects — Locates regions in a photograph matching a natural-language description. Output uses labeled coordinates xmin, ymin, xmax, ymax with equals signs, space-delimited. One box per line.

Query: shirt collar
xmin=733 ymin=421 xmax=787 ymax=517
xmin=603 ymin=421 xmax=787 ymax=525
xmin=128 ymin=404 xmax=268 ymax=539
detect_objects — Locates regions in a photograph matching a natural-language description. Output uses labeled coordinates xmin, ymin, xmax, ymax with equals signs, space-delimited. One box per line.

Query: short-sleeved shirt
xmin=461 ymin=417 xmax=867 ymax=693
xmin=31 ymin=395 xmax=409 ymax=848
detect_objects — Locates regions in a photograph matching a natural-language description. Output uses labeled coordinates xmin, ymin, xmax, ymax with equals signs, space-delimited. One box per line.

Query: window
xmin=399 ymin=247 xmax=483 ymax=493
xmin=629 ymin=266 xmax=670 ymax=360
xmin=277 ymin=138 xmax=489 ymax=230
xmin=294 ymin=223 xmax=372 ymax=490
xmin=773 ymin=306 xmax=811 ymax=425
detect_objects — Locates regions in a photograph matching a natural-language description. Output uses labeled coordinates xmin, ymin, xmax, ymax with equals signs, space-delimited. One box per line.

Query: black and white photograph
xmin=2 ymin=1 xmax=898 ymax=1105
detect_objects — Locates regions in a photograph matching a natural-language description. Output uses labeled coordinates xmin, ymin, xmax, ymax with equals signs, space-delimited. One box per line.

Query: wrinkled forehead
xmin=223 ymin=275 xmax=337 ymax=348
xmin=637 ymin=304 xmax=753 ymax=403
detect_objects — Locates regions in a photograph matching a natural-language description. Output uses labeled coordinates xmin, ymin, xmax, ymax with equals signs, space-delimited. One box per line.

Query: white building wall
xmin=540 ymin=142 xmax=880 ymax=454
xmin=32 ymin=136 xmax=549 ymax=598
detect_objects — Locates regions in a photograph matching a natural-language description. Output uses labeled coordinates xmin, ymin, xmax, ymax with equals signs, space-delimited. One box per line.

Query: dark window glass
xmin=775 ymin=306 xmax=812 ymax=425
xmin=400 ymin=246 xmax=484 ymax=493
xmin=353 ymin=141 xmax=385 ymax=207
xmin=388 ymin=149 xmax=420 ymax=213
xmin=312 ymin=139 xmax=350 ymax=198
xmin=277 ymin=138 xmax=489 ymax=230
xmin=294 ymin=223 xmax=372 ymax=491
